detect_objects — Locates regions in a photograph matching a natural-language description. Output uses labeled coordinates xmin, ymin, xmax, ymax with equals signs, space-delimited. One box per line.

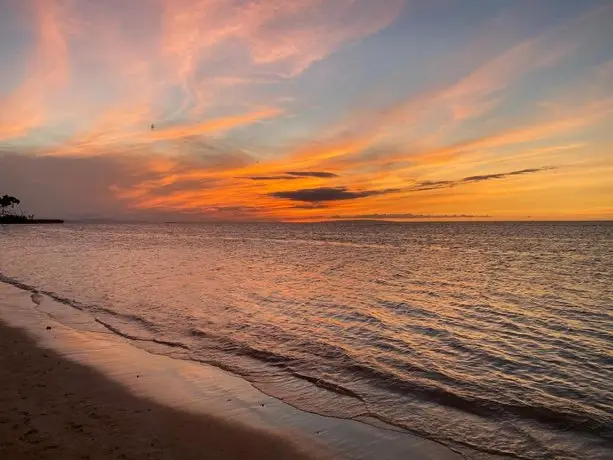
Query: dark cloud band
xmin=285 ymin=171 xmax=338 ymax=178
xmin=269 ymin=186 xmax=395 ymax=202
xmin=412 ymin=167 xmax=555 ymax=191
xmin=246 ymin=171 xmax=339 ymax=181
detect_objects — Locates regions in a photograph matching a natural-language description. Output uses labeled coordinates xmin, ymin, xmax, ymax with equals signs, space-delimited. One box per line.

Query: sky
xmin=0 ymin=0 xmax=612 ymax=221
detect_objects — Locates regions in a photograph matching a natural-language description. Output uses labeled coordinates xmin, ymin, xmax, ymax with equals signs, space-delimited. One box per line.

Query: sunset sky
xmin=1 ymin=0 xmax=612 ymax=221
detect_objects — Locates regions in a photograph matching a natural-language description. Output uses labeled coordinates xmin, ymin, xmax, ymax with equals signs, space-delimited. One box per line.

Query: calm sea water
xmin=1 ymin=222 xmax=612 ymax=459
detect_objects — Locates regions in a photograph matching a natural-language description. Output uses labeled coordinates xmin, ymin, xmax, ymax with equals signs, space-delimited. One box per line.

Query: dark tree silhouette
xmin=0 ymin=194 xmax=62 ymax=223
xmin=0 ymin=195 xmax=20 ymax=216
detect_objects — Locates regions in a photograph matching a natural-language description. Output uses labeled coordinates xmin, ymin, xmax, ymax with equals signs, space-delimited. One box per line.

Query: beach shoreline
xmin=0 ymin=282 xmax=463 ymax=460
xmin=0 ymin=321 xmax=328 ymax=460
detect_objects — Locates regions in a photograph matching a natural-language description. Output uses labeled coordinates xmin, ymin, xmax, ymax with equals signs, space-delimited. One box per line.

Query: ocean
xmin=1 ymin=222 xmax=611 ymax=459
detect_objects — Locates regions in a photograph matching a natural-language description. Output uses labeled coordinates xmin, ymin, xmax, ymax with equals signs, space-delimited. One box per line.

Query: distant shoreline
xmin=0 ymin=218 xmax=64 ymax=224
xmin=4 ymin=218 xmax=612 ymax=225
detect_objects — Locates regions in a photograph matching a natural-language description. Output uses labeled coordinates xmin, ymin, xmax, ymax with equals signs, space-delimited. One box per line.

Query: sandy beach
xmin=0 ymin=282 xmax=463 ymax=460
xmin=0 ymin=321 xmax=327 ymax=460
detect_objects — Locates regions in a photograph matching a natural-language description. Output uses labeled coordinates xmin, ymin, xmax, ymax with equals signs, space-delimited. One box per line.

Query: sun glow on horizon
xmin=0 ymin=0 xmax=612 ymax=221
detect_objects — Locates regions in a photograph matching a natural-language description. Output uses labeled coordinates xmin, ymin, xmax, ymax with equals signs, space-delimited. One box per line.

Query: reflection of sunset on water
xmin=2 ymin=222 xmax=611 ymax=459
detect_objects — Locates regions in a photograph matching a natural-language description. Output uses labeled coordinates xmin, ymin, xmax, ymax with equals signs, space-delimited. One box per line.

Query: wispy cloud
xmin=161 ymin=0 xmax=405 ymax=115
xmin=411 ymin=167 xmax=556 ymax=192
xmin=148 ymin=108 xmax=283 ymax=142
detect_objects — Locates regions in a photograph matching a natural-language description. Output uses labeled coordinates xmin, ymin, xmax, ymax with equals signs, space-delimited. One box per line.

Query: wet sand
xmin=0 ymin=323 xmax=328 ymax=460
xmin=0 ymin=283 xmax=463 ymax=460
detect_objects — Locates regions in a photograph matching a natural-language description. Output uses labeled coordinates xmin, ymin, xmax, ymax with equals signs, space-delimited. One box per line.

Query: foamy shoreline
xmin=0 ymin=282 xmax=463 ymax=460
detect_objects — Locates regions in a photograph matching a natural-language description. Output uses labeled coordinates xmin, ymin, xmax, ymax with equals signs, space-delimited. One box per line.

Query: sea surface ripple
xmin=1 ymin=222 xmax=612 ymax=459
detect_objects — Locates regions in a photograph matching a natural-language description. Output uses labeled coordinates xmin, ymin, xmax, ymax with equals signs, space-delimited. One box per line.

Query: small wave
xmin=0 ymin=273 xmax=85 ymax=310
xmin=190 ymin=328 xmax=293 ymax=364
xmin=3 ymin=267 xmax=611 ymax=459
xmin=95 ymin=319 xmax=190 ymax=350
xmin=0 ymin=273 xmax=186 ymax=347
xmin=290 ymin=372 xmax=365 ymax=401
xmin=348 ymin=362 xmax=613 ymax=440
xmin=189 ymin=328 xmax=209 ymax=338
xmin=377 ymin=299 xmax=440 ymax=320
xmin=206 ymin=235 xmax=391 ymax=249
xmin=95 ymin=307 xmax=160 ymax=331
xmin=188 ymin=322 xmax=613 ymax=442
xmin=191 ymin=326 xmax=356 ymax=365
xmin=334 ymin=308 xmax=384 ymax=326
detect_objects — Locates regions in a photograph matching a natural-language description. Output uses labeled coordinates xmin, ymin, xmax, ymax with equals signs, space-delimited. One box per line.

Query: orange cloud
xmin=148 ymin=107 xmax=283 ymax=142
xmin=111 ymin=82 xmax=613 ymax=221
xmin=276 ymin=3 xmax=613 ymax=174
xmin=0 ymin=0 xmax=70 ymax=140
xmin=44 ymin=106 xmax=282 ymax=158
